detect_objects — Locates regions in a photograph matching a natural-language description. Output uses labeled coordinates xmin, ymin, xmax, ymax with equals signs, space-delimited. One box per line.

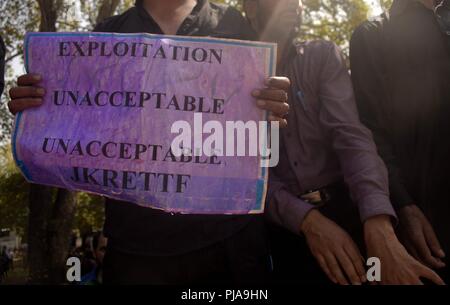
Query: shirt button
xmin=294 ymin=161 xmax=298 ymax=167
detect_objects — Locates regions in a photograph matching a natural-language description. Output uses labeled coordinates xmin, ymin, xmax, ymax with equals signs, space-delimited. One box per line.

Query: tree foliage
xmin=302 ymin=0 xmax=371 ymax=55
xmin=0 ymin=0 xmax=119 ymax=284
xmin=0 ymin=147 xmax=105 ymax=242
xmin=0 ymin=146 xmax=30 ymax=238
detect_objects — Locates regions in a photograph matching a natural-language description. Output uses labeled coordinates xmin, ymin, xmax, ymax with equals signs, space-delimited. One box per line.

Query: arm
xmin=313 ymin=34 xmax=443 ymax=283
xmin=350 ymin=22 xmax=446 ymax=270
xmin=265 ymin=168 xmax=316 ymax=234
xmin=266 ymin=156 xmax=367 ymax=285
xmin=316 ymin=41 xmax=443 ymax=284
xmin=349 ymin=22 xmax=413 ymax=209
xmin=364 ymin=214 xmax=444 ymax=285
xmin=317 ymin=40 xmax=396 ymax=222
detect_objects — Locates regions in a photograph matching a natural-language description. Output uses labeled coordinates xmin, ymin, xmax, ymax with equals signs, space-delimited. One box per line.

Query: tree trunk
xmin=47 ymin=189 xmax=77 ymax=283
xmin=37 ymin=0 xmax=63 ymax=32
xmin=96 ymin=0 xmax=120 ymax=24
xmin=27 ymin=0 xmax=76 ymax=285
xmin=27 ymin=0 xmax=121 ymax=284
xmin=27 ymin=184 xmax=53 ymax=283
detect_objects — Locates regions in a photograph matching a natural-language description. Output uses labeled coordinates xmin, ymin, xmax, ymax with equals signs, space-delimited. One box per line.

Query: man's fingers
xmin=8 ymin=74 xmax=45 ymax=115
xmin=9 ymin=86 xmax=45 ymax=99
xmin=336 ymin=248 xmax=362 ymax=285
xmin=265 ymin=76 xmax=291 ymax=90
xmin=252 ymin=88 xmax=288 ymax=102
xmin=7 ymin=98 xmax=43 ymax=115
xmin=417 ymin=231 xmax=445 ymax=269
xmin=324 ymin=252 xmax=349 ymax=285
xmin=315 ymin=254 xmax=337 ymax=284
xmin=411 ymin=231 xmax=440 ymax=268
xmin=422 ymin=220 xmax=446 ymax=260
xmin=17 ymin=74 xmax=42 ymax=86
xmin=267 ymin=114 xmax=287 ymax=128
xmin=256 ymin=99 xmax=289 ymax=116
xmin=418 ymin=265 xmax=446 ymax=285
xmin=344 ymin=246 xmax=366 ymax=283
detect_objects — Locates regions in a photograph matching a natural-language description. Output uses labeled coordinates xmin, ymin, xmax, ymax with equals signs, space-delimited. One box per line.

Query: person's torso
xmin=95 ymin=1 xmax=262 ymax=256
xmin=380 ymin=5 xmax=450 ymax=207
xmin=375 ymin=4 xmax=450 ymax=248
xmin=274 ymin=41 xmax=345 ymax=194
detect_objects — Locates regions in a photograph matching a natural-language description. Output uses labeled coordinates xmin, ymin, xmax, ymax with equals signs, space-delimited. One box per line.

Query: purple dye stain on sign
xmin=12 ymin=32 xmax=276 ymax=214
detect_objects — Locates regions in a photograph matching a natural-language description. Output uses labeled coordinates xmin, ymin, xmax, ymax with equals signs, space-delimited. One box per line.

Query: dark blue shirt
xmin=94 ymin=0 xmax=261 ymax=256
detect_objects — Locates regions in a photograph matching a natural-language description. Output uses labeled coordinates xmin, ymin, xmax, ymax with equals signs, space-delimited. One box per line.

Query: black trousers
xmin=268 ymin=188 xmax=364 ymax=284
xmin=102 ymin=219 xmax=271 ymax=285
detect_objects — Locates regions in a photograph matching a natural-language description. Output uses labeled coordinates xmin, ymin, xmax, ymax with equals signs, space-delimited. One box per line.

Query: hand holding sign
xmin=9 ymin=76 xmax=289 ymax=121
xmin=253 ymin=76 xmax=290 ymax=128
xmin=8 ymin=74 xmax=45 ymax=114
xmin=11 ymin=32 xmax=279 ymax=214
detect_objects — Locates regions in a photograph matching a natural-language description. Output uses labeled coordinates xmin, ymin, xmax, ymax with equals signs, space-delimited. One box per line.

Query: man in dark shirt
xmin=244 ymin=0 xmax=444 ymax=285
xmin=7 ymin=0 xmax=290 ymax=284
xmin=351 ymin=0 xmax=450 ymax=282
xmin=0 ymin=35 xmax=5 ymax=96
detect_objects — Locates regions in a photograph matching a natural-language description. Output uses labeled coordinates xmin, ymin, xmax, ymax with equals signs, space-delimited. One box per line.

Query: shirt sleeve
xmin=316 ymin=40 xmax=397 ymax=222
xmin=350 ymin=22 xmax=414 ymax=209
xmin=265 ymin=168 xmax=317 ymax=235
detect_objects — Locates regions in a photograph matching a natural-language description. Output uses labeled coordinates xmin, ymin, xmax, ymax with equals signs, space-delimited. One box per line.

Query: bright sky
xmin=367 ymin=0 xmax=384 ymax=15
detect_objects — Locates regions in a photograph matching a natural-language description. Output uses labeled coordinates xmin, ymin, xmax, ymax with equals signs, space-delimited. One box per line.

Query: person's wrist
xmin=364 ymin=215 xmax=396 ymax=245
xmin=398 ymin=204 xmax=420 ymax=219
xmin=300 ymin=209 xmax=320 ymax=235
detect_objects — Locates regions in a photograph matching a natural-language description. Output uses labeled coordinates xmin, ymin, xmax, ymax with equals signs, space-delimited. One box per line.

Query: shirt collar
xmin=135 ymin=0 xmax=210 ymax=32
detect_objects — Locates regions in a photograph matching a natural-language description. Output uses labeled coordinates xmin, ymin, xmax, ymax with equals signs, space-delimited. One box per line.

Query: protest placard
xmin=12 ymin=32 xmax=276 ymax=214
